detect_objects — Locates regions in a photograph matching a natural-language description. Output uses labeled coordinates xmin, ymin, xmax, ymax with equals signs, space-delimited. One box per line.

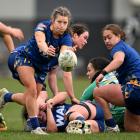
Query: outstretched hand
xmin=10 ymin=27 xmax=24 ymax=41
xmin=40 ymin=45 xmax=56 ymax=56
xmin=95 ymin=73 xmax=104 ymax=87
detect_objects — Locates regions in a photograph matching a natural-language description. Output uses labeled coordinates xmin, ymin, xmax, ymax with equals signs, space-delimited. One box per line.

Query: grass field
xmin=0 ymin=76 xmax=140 ymax=140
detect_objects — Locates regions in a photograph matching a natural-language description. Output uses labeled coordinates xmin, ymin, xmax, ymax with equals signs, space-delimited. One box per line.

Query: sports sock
xmin=29 ymin=117 xmax=40 ymax=129
xmin=105 ymin=118 xmax=116 ymax=127
xmin=4 ymin=93 xmax=13 ymax=102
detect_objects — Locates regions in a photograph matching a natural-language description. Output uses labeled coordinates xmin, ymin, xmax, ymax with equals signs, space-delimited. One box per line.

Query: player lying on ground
xmin=22 ymin=91 xmax=104 ymax=134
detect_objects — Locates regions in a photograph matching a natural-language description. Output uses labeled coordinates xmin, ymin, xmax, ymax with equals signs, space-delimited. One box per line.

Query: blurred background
xmin=0 ymin=0 xmax=140 ymax=76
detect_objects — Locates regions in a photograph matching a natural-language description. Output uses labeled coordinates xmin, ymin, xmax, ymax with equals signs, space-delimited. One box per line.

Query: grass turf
xmin=0 ymin=76 xmax=140 ymax=140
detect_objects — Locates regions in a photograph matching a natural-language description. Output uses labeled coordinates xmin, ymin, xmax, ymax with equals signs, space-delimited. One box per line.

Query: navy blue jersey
xmin=15 ymin=20 xmax=72 ymax=72
xmin=52 ymin=103 xmax=72 ymax=132
xmin=110 ymin=40 xmax=140 ymax=84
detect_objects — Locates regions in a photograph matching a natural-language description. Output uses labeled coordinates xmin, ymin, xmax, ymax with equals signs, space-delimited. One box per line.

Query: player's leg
xmin=122 ymin=81 xmax=140 ymax=132
xmin=124 ymin=109 xmax=140 ymax=132
xmin=17 ymin=66 xmax=38 ymax=117
xmin=94 ymin=84 xmax=124 ymax=132
xmin=16 ymin=66 xmax=47 ymax=134
xmin=94 ymin=84 xmax=124 ymax=106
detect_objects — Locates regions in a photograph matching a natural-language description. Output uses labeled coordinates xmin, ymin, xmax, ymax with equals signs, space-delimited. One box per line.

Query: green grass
xmin=0 ymin=76 xmax=140 ymax=140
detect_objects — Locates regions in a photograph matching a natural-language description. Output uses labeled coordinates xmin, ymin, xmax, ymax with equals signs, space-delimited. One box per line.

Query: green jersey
xmin=80 ymin=72 xmax=118 ymax=101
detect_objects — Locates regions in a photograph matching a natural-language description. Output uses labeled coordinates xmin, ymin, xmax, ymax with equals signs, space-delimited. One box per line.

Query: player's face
xmin=73 ymin=31 xmax=89 ymax=49
xmin=52 ymin=15 xmax=69 ymax=35
xmin=38 ymin=110 xmax=47 ymax=123
xmin=103 ymin=30 xmax=121 ymax=50
xmin=86 ymin=63 xmax=96 ymax=81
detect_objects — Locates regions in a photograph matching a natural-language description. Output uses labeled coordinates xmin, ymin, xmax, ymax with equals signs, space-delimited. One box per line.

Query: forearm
xmin=3 ymin=34 xmax=15 ymax=52
xmin=48 ymin=69 xmax=59 ymax=95
xmin=60 ymin=45 xmax=69 ymax=52
xmin=52 ymin=92 xmax=68 ymax=105
xmin=35 ymin=31 xmax=48 ymax=52
xmin=104 ymin=52 xmax=124 ymax=73
xmin=63 ymin=71 xmax=75 ymax=99
xmin=104 ymin=59 xmax=123 ymax=73
xmin=0 ymin=22 xmax=13 ymax=34
xmin=46 ymin=108 xmax=58 ymax=132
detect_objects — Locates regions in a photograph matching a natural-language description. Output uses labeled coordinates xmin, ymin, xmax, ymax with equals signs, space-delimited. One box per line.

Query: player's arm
xmin=96 ymin=52 xmax=125 ymax=85
xmin=35 ymin=31 xmax=55 ymax=56
xmin=60 ymin=45 xmax=79 ymax=104
xmin=46 ymin=103 xmax=58 ymax=132
xmin=103 ymin=51 xmax=125 ymax=72
xmin=35 ymin=30 xmax=49 ymax=53
xmin=0 ymin=22 xmax=24 ymax=40
xmin=48 ymin=68 xmax=59 ymax=96
xmin=49 ymin=92 xmax=68 ymax=105
xmin=2 ymin=34 xmax=15 ymax=52
xmin=60 ymin=45 xmax=68 ymax=52
xmin=40 ymin=92 xmax=68 ymax=110
xmin=62 ymin=71 xmax=79 ymax=104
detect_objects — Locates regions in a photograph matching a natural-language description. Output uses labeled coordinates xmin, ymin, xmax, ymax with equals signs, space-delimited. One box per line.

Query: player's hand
xmin=47 ymin=99 xmax=54 ymax=107
xmin=10 ymin=27 xmax=24 ymax=41
xmin=40 ymin=103 xmax=47 ymax=110
xmin=68 ymin=45 xmax=77 ymax=52
xmin=46 ymin=100 xmax=53 ymax=109
xmin=95 ymin=73 xmax=104 ymax=87
xmin=38 ymin=110 xmax=47 ymax=122
xmin=40 ymin=45 xmax=56 ymax=56
xmin=71 ymin=97 xmax=80 ymax=104
xmin=47 ymin=45 xmax=56 ymax=56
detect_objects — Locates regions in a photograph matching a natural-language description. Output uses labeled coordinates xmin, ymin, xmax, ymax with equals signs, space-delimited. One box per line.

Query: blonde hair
xmin=51 ymin=6 xmax=71 ymax=24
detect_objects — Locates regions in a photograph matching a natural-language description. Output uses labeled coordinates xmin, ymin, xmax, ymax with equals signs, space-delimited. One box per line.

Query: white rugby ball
xmin=58 ymin=50 xmax=77 ymax=72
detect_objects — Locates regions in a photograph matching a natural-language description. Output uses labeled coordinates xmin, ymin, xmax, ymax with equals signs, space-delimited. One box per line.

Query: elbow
xmin=117 ymin=59 xmax=124 ymax=66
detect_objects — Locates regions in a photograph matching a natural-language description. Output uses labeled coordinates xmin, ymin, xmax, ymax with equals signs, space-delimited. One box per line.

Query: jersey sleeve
xmin=61 ymin=34 xmax=73 ymax=47
xmin=80 ymin=81 xmax=96 ymax=101
xmin=110 ymin=41 xmax=125 ymax=58
xmin=34 ymin=20 xmax=50 ymax=33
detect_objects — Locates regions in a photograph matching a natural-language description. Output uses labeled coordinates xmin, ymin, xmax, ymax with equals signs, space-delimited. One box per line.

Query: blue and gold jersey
xmin=15 ymin=20 xmax=72 ymax=71
xmin=9 ymin=20 xmax=72 ymax=83
xmin=111 ymin=40 xmax=140 ymax=84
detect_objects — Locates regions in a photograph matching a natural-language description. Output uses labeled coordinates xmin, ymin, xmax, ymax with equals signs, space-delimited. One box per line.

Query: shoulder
xmin=61 ymin=33 xmax=72 ymax=42
xmin=62 ymin=32 xmax=71 ymax=38
xmin=35 ymin=20 xmax=51 ymax=31
xmin=111 ymin=40 xmax=126 ymax=55
xmin=37 ymin=20 xmax=51 ymax=26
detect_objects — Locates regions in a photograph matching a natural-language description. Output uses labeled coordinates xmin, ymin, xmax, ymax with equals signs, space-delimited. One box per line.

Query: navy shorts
xmin=94 ymin=103 xmax=105 ymax=132
xmin=80 ymin=101 xmax=105 ymax=132
xmin=122 ymin=80 xmax=140 ymax=115
xmin=8 ymin=51 xmax=46 ymax=84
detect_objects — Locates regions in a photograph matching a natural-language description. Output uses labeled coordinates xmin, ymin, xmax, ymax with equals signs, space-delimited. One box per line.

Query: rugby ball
xmin=58 ymin=50 xmax=77 ymax=72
